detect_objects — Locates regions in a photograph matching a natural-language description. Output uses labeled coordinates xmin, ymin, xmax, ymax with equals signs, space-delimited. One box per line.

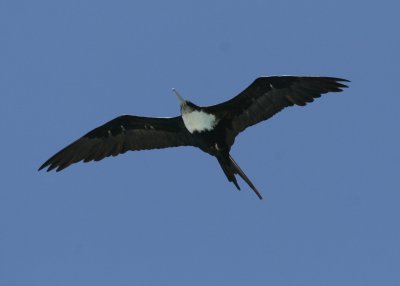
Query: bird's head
xmin=173 ymin=88 xmax=196 ymax=114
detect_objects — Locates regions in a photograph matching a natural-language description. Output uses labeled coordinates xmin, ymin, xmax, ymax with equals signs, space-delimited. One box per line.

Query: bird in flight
xmin=39 ymin=76 xmax=349 ymax=199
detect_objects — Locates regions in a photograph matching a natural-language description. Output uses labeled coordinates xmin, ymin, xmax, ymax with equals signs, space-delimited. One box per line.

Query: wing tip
xmin=38 ymin=162 xmax=50 ymax=172
xmin=331 ymin=77 xmax=350 ymax=89
xmin=38 ymin=159 xmax=63 ymax=172
xmin=38 ymin=162 xmax=72 ymax=172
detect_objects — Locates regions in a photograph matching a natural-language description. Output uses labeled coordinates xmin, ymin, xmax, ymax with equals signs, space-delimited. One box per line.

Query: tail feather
xmin=217 ymin=154 xmax=263 ymax=200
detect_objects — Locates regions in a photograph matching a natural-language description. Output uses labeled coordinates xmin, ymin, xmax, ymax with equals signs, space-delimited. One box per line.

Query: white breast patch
xmin=182 ymin=110 xmax=218 ymax=133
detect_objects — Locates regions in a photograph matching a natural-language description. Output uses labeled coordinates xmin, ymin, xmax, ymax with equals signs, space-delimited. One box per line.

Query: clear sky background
xmin=1 ymin=1 xmax=399 ymax=285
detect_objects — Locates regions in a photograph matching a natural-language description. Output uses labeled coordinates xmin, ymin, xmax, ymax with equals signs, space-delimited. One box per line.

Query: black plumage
xmin=40 ymin=116 xmax=194 ymax=172
xmin=39 ymin=76 xmax=349 ymax=199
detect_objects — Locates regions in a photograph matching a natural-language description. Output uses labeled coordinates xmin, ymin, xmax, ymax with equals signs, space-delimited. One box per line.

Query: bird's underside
xmin=39 ymin=76 xmax=349 ymax=199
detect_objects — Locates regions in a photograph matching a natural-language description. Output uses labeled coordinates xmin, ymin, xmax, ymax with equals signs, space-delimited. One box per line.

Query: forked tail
xmin=217 ymin=154 xmax=263 ymax=200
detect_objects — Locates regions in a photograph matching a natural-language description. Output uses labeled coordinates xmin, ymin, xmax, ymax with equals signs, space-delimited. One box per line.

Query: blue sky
xmin=1 ymin=0 xmax=399 ymax=285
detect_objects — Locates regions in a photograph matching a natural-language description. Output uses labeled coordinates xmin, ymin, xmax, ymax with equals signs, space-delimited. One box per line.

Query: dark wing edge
xmin=39 ymin=115 xmax=193 ymax=172
xmin=206 ymin=76 xmax=349 ymax=145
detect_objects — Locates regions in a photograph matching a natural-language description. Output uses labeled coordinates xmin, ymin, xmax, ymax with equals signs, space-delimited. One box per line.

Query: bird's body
xmin=39 ymin=76 xmax=349 ymax=199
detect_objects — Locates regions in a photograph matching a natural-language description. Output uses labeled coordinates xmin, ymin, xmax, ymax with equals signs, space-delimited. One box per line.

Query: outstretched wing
xmin=39 ymin=115 xmax=194 ymax=172
xmin=206 ymin=76 xmax=349 ymax=146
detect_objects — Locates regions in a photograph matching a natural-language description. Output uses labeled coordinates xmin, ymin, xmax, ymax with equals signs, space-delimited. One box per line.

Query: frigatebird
xmin=39 ymin=76 xmax=349 ymax=199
